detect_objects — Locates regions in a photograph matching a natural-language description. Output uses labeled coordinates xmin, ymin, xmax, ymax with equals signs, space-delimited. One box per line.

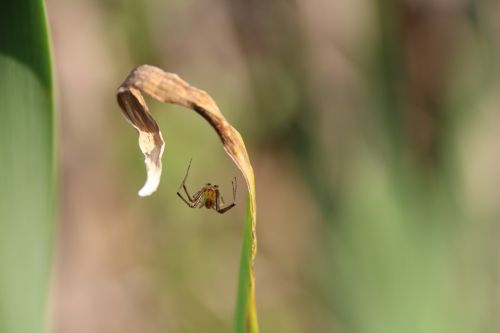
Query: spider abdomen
xmin=203 ymin=188 xmax=217 ymax=209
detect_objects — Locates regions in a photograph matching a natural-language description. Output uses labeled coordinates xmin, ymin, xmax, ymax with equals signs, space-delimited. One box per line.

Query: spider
xmin=176 ymin=159 xmax=237 ymax=214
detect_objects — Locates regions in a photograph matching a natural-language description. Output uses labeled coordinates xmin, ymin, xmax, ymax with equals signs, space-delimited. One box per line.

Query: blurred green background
xmin=42 ymin=0 xmax=500 ymax=332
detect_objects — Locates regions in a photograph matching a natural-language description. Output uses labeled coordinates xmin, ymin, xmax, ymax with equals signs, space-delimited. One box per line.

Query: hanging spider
xmin=177 ymin=159 xmax=237 ymax=214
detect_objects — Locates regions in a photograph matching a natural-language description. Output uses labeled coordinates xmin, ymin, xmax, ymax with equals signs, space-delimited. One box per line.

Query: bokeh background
xmin=45 ymin=0 xmax=500 ymax=332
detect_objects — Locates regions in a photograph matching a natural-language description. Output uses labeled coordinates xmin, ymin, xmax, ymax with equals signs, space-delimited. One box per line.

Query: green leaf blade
xmin=234 ymin=196 xmax=259 ymax=333
xmin=0 ymin=1 xmax=55 ymax=333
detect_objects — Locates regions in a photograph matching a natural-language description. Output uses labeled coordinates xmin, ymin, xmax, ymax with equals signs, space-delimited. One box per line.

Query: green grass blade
xmin=234 ymin=197 xmax=259 ymax=333
xmin=0 ymin=1 xmax=55 ymax=333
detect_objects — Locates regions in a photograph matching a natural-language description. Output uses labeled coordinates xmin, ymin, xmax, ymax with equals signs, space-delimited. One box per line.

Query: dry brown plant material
xmin=116 ymin=64 xmax=258 ymax=330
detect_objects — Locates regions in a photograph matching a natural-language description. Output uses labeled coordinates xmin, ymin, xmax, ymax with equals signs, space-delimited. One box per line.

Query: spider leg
xmin=215 ymin=180 xmax=237 ymax=214
xmin=232 ymin=177 xmax=237 ymax=202
xmin=216 ymin=203 xmax=236 ymax=214
xmin=177 ymin=158 xmax=193 ymax=191
xmin=177 ymin=192 xmax=194 ymax=207
xmin=177 ymin=158 xmax=199 ymax=202
xmin=183 ymin=158 xmax=193 ymax=183
xmin=182 ymin=184 xmax=194 ymax=201
xmin=177 ymin=190 xmax=202 ymax=208
xmin=191 ymin=190 xmax=204 ymax=208
xmin=193 ymin=192 xmax=203 ymax=208
xmin=192 ymin=190 xmax=202 ymax=202
xmin=216 ymin=190 xmax=222 ymax=211
xmin=176 ymin=186 xmax=197 ymax=203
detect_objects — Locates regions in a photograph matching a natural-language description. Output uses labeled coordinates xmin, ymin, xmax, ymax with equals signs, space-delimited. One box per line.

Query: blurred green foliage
xmin=0 ymin=1 xmax=54 ymax=333
xmin=39 ymin=0 xmax=500 ymax=332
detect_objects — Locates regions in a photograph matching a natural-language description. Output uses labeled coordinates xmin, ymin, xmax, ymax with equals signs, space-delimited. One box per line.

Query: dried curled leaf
xmin=116 ymin=64 xmax=258 ymax=331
